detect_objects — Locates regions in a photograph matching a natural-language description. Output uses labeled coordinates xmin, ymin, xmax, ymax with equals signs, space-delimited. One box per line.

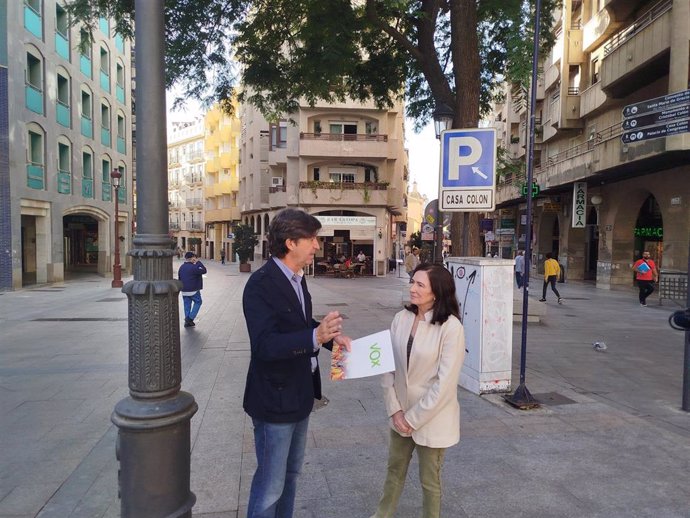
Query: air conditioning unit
xmin=271 ymin=177 xmax=283 ymax=187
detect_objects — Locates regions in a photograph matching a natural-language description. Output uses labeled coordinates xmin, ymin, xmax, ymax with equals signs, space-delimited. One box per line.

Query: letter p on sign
xmin=448 ymin=137 xmax=482 ymax=180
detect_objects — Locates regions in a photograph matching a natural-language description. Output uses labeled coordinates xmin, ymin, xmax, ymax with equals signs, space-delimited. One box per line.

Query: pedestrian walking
xmin=242 ymin=208 xmax=352 ymax=518
xmin=539 ymin=252 xmax=562 ymax=303
xmin=514 ymin=250 xmax=525 ymax=288
xmin=404 ymin=247 xmax=420 ymax=283
xmin=178 ymin=251 xmax=206 ymax=327
xmin=220 ymin=248 xmax=226 ymax=265
xmin=370 ymin=263 xmax=466 ymax=518
xmin=632 ymin=250 xmax=658 ymax=306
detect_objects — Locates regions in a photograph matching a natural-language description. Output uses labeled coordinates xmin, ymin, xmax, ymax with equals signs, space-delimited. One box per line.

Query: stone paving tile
xmin=2 ymin=266 xmax=690 ymax=517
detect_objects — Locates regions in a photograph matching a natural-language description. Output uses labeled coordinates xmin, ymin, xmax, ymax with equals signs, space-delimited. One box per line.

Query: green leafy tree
xmin=67 ymin=0 xmax=557 ymax=254
xmin=231 ymin=224 xmax=259 ymax=264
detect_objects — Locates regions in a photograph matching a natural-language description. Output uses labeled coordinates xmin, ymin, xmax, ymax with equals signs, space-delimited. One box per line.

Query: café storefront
xmin=313 ymin=214 xmax=387 ymax=276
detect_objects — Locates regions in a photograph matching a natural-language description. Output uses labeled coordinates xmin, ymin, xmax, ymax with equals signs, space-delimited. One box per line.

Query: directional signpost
xmin=439 ymin=128 xmax=496 ymax=212
xmin=621 ymin=89 xmax=690 ymax=144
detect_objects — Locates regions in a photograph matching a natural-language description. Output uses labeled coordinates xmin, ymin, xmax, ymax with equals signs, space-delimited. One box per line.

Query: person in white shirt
xmin=514 ymin=250 xmax=525 ymax=288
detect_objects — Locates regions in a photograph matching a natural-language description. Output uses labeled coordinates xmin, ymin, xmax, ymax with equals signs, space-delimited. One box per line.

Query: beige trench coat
xmin=381 ymin=309 xmax=466 ymax=448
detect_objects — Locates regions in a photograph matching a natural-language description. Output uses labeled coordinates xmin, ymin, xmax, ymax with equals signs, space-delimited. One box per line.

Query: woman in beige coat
xmin=371 ymin=263 xmax=466 ymax=518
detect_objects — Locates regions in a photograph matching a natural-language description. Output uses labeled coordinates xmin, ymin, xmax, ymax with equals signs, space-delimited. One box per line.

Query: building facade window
xmin=329 ymin=170 xmax=355 ymax=183
xmin=82 ymin=150 xmax=94 ymax=198
xmin=80 ymin=88 xmax=93 ymax=138
xmin=55 ymin=3 xmax=69 ymax=60
xmin=27 ymin=128 xmax=44 ymax=189
xmin=270 ymin=121 xmax=287 ymax=149
xmin=101 ymin=101 xmax=111 ymax=147
xmin=591 ymin=58 xmax=600 ymax=85
xmin=115 ymin=61 xmax=125 ymax=103
xmin=79 ymin=30 xmax=92 ymax=78
xmin=56 ymin=72 xmax=70 ymax=127
xmin=117 ymin=164 xmax=126 ymax=204
xmin=101 ymin=157 xmax=112 ymax=201
xmin=98 ymin=17 xmax=109 ymax=36
xmin=25 ymin=51 xmax=44 ymax=115
xmin=99 ymin=45 xmax=110 ymax=92
xmin=329 ymin=121 xmax=357 ymax=135
xmin=117 ymin=112 xmax=126 ymax=153
xmin=24 ymin=0 xmax=42 ymax=39
xmin=114 ymin=33 xmax=125 ymax=54
xmin=57 ymin=140 xmax=71 ymax=194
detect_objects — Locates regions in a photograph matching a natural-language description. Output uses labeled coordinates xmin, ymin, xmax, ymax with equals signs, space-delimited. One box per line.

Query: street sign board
xmin=622 ymin=104 xmax=690 ymax=130
xmin=422 ymin=223 xmax=434 ymax=234
xmin=439 ymin=128 xmax=496 ymax=212
xmin=621 ymin=118 xmax=690 ymax=144
xmin=622 ymin=89 xmax=690 ymax=118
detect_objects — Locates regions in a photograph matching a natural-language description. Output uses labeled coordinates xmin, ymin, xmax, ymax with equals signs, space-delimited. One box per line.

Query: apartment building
xmin=0 ymin=1 xmax=133 ymax=289
xmin=203 ymin=105 xmax=241 ymax=261
xmin=168 ymin=119 xmax=205 ymax=255
xmin=238 ymin=98 xmax=408 ymax=276
xmin=492 ymin=0 xmax=690 ymax=289
xmin=406 ymin=180 xmax=427 ymax=237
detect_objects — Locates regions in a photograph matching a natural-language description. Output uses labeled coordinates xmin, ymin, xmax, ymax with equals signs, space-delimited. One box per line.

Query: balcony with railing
xmin=298 ymin=133 xmax=391 ymax=159
xmin=24 ymin=4 xmax=42 ymax=38
xmin=25 ymin=84 xmax=43 ymax=115
xmin=580 ymin=80 xmax=608 ymax=118
xmin=55 ymin=32 xmax=69 ymax=60
xmin=601 ymin=0 xmax=672 ymax=98
xmin=27 ymin=164 xmax=44 ymax=190
xmin=185 ymin=197 xmax=203 ymax=208
xmin=205 ymin=207 xmax=240 ymax=222
xmin=188 ymin=222 xmax=203 ymax=232
xmin=57 ymin=170 xmax=71 ymax=194
xmin=57 ymin=101 xmax=70 ymax=128
xmin=82 ymin=177 xmax=94 ymax=198
xmin=298 ymin=181 xmax=388 ymax=206
xmin=169 ymin=222 xmax=180 ymax=231
xmin=81 ymin=116 xmax=93 ymax=138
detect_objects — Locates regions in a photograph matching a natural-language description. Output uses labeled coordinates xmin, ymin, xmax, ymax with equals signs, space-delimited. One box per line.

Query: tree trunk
xmin=449 ymin=0 xmax=482 ymax=257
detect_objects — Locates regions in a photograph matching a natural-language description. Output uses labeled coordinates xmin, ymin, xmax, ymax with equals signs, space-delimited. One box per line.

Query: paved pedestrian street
xmin=1 ymin=260 xmax=689 ymax=517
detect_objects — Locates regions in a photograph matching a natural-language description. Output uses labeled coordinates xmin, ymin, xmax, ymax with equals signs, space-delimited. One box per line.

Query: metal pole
xmin=112 ymin=179 xmax=123 ymax=288
xmin=682 ymin=246 xmax=690 ymax=412
xmin=111 ymin=1 xmax=197 ymax=516
xmin=435 ymin=207 xmax=444 ymax=263
xmin=504 ymin=0 xmax=542 ymax=409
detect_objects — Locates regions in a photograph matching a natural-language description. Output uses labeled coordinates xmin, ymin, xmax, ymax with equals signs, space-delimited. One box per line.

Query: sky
xmin=166 ymin=91 xmax=440 ymax=202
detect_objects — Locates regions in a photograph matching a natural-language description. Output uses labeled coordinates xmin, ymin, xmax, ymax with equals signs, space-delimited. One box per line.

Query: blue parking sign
xmin=439 ymin=128 xmax=496 ymax=211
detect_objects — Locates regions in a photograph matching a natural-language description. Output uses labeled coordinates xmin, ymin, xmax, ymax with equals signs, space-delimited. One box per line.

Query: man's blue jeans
xmin=247 ymin=416 xmax=309 ymax=518
xmin=182 ymin=291 xmax=202 ymax=320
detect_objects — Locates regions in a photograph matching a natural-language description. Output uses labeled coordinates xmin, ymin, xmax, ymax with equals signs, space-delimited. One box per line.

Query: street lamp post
xmin=111 ymin=1 xmax=197 ymax=516
xmin=433 ymin=102 xmax=454 ymax=263
xmin=110 ymin=168 xmax=123 ymax=289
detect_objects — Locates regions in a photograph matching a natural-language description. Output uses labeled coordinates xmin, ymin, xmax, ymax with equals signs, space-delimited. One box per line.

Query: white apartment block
xmin=239 ymin=98 xmax=409 ymax=276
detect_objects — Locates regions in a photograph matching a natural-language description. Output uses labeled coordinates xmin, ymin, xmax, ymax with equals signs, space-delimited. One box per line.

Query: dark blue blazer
xmin=242 ymin=258 xmax=332 ymax=423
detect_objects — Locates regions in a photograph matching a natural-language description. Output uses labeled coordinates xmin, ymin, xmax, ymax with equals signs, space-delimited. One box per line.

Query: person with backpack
xmin=178 ymin=251 xmax=207 ymax=327
xmin=632 ymin=251 xmax=658 ymax=306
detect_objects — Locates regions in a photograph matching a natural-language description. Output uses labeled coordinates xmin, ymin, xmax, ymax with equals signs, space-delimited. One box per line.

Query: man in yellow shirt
xmin=539 ymin=252 xmax=563 ymax=304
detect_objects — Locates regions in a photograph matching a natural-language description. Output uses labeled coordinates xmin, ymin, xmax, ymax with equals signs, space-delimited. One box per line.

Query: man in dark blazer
xmin=243 ymin=208 xmax=351 ymax=518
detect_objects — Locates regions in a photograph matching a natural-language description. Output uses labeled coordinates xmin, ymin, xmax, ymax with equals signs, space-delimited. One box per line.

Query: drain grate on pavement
xmin=30 ymin=289 xmax=65 ymax=292
xmin=532 ymin=392 xmax=578 ymax=406
xmin=96 ymin=298 xmax=127 ymax=302
xmin=326 ymin=303 xmax=348 ymax=307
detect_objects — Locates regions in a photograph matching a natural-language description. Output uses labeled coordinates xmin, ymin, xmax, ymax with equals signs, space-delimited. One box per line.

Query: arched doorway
xmin=63 ymin=206 xmax=110 ymax=277
xmin=63 ymin=214 xmax=100 ymax=272
xmin=584 ymin=207 xmax=599 ymax=280
xmin=633 ymin=194 xmax=663 ymax=267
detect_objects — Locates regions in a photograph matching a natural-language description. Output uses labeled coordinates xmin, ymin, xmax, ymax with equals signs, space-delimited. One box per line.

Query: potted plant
xmin=232 ymin=224 xmax=259 ymax=272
